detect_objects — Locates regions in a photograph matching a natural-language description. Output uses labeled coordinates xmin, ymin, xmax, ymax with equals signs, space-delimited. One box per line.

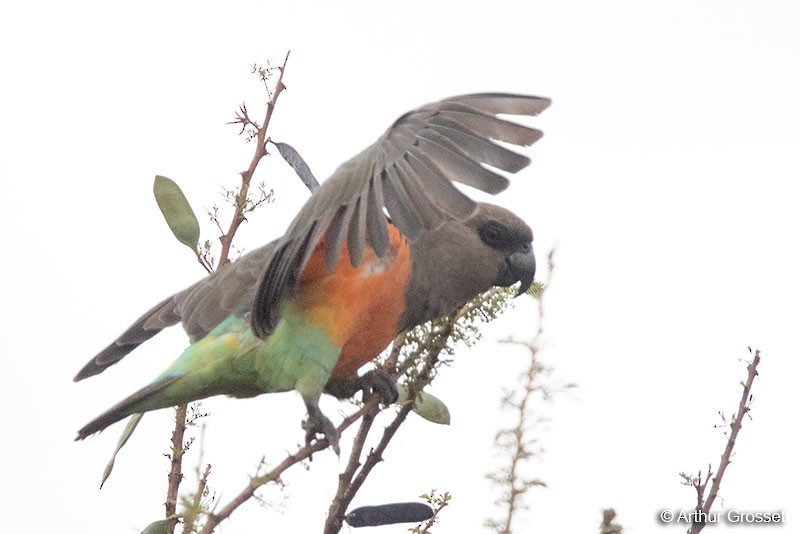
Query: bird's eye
xmin=479 ymin=221 xmax=509 ymax=247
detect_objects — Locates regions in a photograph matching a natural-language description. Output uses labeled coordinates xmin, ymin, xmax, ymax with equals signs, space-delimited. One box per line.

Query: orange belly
xmin=297 ymin=225 xmax=411 ymax=379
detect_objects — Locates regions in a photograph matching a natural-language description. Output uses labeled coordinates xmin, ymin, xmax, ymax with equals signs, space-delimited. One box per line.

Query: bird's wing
xmin=75 ymin=241 xmax=277 ymax=381
xmin=176 ymin=242 xmax=276 ymax=340
xmin=252 ymin=93 xmax=550 ymax=337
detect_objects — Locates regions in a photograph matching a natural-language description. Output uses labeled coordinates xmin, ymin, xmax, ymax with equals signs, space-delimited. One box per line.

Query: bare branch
xmin=687 ymin=348 xmax=761 ymax=534
xmin=182 ymin=464 xmax=212 ymax=534
xmin=218 ymin=50 xmax=291 ymax=267
xmin=412 ymin=490 xmax=452 ymax=534
xmin=166 ymin=404 xmax=189 ymax=533
xmin=200 ymin=403 xmax=374 ymax=534
xmin=486 ymin=249 xmax=562 ymax=534
xmin=322 ymin=403 xmax=415 ymax=534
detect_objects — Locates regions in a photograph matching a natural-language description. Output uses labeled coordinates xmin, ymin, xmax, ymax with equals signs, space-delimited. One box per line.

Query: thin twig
xmin=487 ymin=250 xmax=556 ymax=534
xmin=166 ymin=404 xmax=189 ymax=533
xmin=199 ymin=402 xmax=374 ymax=534
xmin=195 ymin=252 xmax=213 ymax=274
xmin=688 ymin=349 xmax=761 ymax=534
xmin=322 ymin=402 xmax=415 ymax=534
xmin=182 ymin=464 xmax=212 ymax=534
xmin=218 ymin=50 xmax=290 ymax=266
xmin=416 ymin=491 xmax=451 ymax=534
xmin=323 ymin=403 xmax=381 ymax=533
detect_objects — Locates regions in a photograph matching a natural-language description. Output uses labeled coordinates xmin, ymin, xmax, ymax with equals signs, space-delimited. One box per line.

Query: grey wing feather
xmin=251 ymin=93 xmax=550 ymax=338
xmin=75 ymin=241 xmax=278 ymax=381
xmin=74 ymin=295 xmax=182 ymax=381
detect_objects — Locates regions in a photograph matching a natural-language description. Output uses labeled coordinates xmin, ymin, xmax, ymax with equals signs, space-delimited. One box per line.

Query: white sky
xmin=2 ymin=1 xmax=799 ymax=533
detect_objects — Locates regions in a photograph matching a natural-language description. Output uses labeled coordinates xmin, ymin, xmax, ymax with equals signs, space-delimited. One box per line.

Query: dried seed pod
xmin=345 ymin=502 xmax=434 ymax=527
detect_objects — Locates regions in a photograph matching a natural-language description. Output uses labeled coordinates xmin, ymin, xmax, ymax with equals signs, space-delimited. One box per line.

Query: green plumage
xmin=77 ymin=305 xmax=340 ymax=439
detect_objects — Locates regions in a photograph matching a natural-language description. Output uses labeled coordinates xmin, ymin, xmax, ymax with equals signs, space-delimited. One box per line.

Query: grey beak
xmin=508 ymin=248 xmax=536 ymax=296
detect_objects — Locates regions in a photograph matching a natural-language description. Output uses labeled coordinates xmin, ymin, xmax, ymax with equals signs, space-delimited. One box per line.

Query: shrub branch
xmin=684 ymin=348 xmax=761 ymax=534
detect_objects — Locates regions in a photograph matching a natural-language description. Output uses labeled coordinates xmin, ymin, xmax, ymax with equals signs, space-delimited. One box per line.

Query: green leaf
xmin=140 ymin=519 xmax=169 ymax=534
xmin=525 ymin=280 xmax=545 ymax=298
xmin=397 ymin=385 xmax=451 ymax=425
xmin=153 ymin=175 xmax=200 ymax=251
xmin=100 ymin=413 xmax=144 ymax=489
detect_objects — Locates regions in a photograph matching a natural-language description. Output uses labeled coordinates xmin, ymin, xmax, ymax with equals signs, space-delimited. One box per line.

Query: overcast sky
xmin=2 ymin=1 xmax=799 ymax=533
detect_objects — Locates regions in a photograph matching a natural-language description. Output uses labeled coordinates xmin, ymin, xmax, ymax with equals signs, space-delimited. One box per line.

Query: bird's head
xmin=467 ymin=202 xmax=535 ymax=296
xmin=400 ymin=202 xmax=535 ymax=330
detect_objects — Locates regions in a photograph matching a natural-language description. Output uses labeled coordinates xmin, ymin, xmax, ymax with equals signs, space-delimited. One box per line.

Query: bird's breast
xmin=297 ymin=225 xmax=412 ymax=379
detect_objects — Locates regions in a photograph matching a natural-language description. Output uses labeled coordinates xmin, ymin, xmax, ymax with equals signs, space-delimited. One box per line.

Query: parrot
xmin=75 ymin=93 xmax=550 ymax=453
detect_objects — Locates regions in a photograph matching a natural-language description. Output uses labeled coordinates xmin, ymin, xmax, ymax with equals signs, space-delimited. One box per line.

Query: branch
xmin=182 ymin=464 xmax=212 ymax=534
xmin=322 ymin=403 xmax=415 ymax=534
xmin=166 ymin=405 xmax=189 ymax=534
xmin=687 ymin=348 xmax=761 ymax=534
xmin=218 ymin=51 xmax=290 ymax=267
xmin=414 ymin=491 xmax=451 ymax=534
xmin=487 ymin=250 xmax=558 ymax=534
xmin=199 ymin=402 xmax=373 ymax=534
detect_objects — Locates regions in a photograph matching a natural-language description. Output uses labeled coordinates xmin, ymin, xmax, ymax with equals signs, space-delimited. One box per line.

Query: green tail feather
xmin=76 ymin=376 xmax=180 ymax=440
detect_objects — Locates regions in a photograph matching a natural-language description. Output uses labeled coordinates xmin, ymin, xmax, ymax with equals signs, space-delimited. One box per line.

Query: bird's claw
xmin=325 ymin=369 xmax=398 ymax=405
xmin=302 ymin=408 xmax=340 ymax=456
xmin=358 ymin=369 xmax=399 ymax=404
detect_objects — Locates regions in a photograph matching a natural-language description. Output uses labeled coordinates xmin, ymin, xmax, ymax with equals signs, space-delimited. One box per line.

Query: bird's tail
xmin=73 ymin=295 xmax=182 ymax=381
xmin=76 ymin=375 xmax=181 ymax=440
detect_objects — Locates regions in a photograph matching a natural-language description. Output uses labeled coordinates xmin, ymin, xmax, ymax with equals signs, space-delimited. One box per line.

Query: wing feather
xmin=382 ymin=165 xmax=425 ymax=239
xmin=249 ymin=93 xmax=550 ymax=337
xmin=428 ymin=116 xmax=531 ymax=172
xmin=346 ymin=196 xmax=367 ymax=266
xmin=325 ymin=204 xmax=353 ymax=272
xmin=75 ymin=242 xmax=277 ymax=380
xmin=363 ymin=176 xmax=389 ymax=259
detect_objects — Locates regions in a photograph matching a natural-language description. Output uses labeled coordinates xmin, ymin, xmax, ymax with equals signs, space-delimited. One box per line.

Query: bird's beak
xmin=507 ymin=246 xmax=536 ymax=297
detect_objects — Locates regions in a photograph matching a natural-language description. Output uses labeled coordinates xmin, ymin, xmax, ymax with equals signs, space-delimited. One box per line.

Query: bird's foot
xmin=325 ymin=369 xmax=399 ymax=405
xmin=302 ymin=404 xmax=340 ymax=456
xmin=358 ymin=369 xmax=399 ymax=404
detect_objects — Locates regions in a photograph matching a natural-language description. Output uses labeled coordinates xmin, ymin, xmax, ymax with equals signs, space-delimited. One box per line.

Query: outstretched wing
xmin=252 ymin=93 xmax=550 ymax=338
xmin=74 ymin=241 xmax=277 ymax=381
